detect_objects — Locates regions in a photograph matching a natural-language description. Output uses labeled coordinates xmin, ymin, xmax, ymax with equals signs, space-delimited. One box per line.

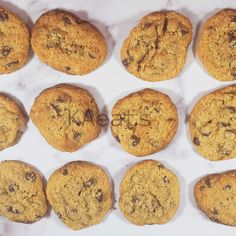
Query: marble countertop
xmin=0 ymin=0 xmax=236 ymax=235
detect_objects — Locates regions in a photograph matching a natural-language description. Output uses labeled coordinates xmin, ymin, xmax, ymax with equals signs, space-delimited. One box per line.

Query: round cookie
xmin=111 ymin=88 xmax=178 ymax=157
xmin=119 ymin=160 xmax=180 ymax=225
xmin=121 ymin=11 xmax=192 ymax=82
xmin=194 ymin=170 xmax=236 ymax=226
xmin=0 ymin=94 xmax=27 ymax=151
xmin=46 ymin=161 xmax=112 ymax=230
xmin=197 ymin=9 xmax=236 ymax=81
xmin=30 ymin=84 xmax=101 ymax=152
xmin=189 ymin=85 xmax=236 ymax=161
xmin=0 ymin=7 xmax=30 ymax=74
xmin=31 ymin=9 xmax=107 ymax=75
xmin=0 ymin=160 xmax=48 ymax=223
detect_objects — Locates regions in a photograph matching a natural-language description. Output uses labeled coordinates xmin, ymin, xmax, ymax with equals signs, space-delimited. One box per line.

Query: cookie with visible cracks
xmin=0 ymin=160 xmax=48 ymax=223
xmin=0 ymin=94 xmax=27 ymax=151
xmin=0 ymin=7 xmax=30 ymax=74
xmin=46 ymin=161 xmax=112 ymax=230
xmin=119 ymin=160 xmax=180 ymax=225
xmin=121 ymin=11 xmax=192 ymax=82
xmin=194 ymin=170 xmax=236 ymax=226
xmin=111 ymin=88 xmax=178 ymax=157
xmin=197 ymin=9 xmax=236 ymax=81
xmin=31 ymin=9 xmax=107 ymax=75
xmin=189 ymin=85 xmax=236 ymax=161
xmin=30 ymin=84 xmax=101 ymax=152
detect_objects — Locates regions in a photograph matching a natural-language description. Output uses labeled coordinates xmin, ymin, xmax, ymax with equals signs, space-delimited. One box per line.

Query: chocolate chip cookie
xmin=121 ymin=11 xmax=192 ymax=82
xmin=0 ymin=160 xmax=48 ymax=223
xmin=111 ymin=89 xmax=178 ymax=156
xmin=31 ymin=9 xmax=107 ymax=75
xmin=197 ymin=9 xmax=236 ymax=81
xmin=194 ymin=170 xmax=236 ymax=226
xmin=30 ymin=84 xmax=101 ymax=152
xmin=119 ymin=160 xmax=180 ymax=225
xmin=0 ymin=94 xmax=27 ymax=151
xmin=0 ymin=7 xmax=30 ymax=74
xmin=189 ymin=85 xmax=236 ymax=161
xmin=46 ymin=161 xmax=112 ymax=230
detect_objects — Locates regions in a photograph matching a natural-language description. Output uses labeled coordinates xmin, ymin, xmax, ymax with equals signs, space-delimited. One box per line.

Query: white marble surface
xmin=0 ymin=0 xmax=236 ymax=235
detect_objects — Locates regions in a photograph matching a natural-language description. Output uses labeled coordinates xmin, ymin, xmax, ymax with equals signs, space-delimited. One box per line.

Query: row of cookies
xmin=1 ymin=7 xmax=236 ymax=81
xmin=1 ymin=159 xmax=236 ymax=229
xmin=1 ymin=84 xmax=235 ymax=161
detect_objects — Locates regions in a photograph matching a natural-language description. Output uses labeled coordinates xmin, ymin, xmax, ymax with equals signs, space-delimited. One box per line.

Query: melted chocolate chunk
xmin=122 ymin=59 xmax=130 ymax=68
xmin=95 ymin=189 xmax=103 ymax=202
xmin=64 ymin=66 xmax=71 ymax=71
xmin=62 ymin=16 xmax=72 ymax=25
xmin=0 ymin=12 xmax=8 ymax=21
xmin=131 ymin=135 xmax=140 ymax=146
xmin=84 ymin=109 xmax=93 ymax=119
xmin=73 ymin=132 xmax=81 ymax=141
xmin=223 ymin=184 xmax=232 ymax=190
xmin=6 ymin=60 xmax=19 ymax=67
xmin=193 ymin=137 xmax=200 ymax=146
xmin=8 ymin=184 xmax=18 ymax=192
xmin=62 ymin=169 xmax=68 ymax=176
xmin=25 ymin=172 xmax=36 ymax=182
xmin=1 ymin=46 xmax=11 ymax=57
xmin=84 ymin=178 xmax=95 ymax=187
xmin=7 ymin=206 xmax=19 ymax=214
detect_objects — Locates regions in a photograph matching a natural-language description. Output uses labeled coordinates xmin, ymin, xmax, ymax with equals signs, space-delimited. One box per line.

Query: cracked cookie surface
xmin=111 ymin=89 xmax=178 ymax=157
xmin=30 ymin=84 xmax=101 ymax=152
xmin=0 ymin=94 xmax=26 ymax=151
xmin=31 ymin=9 xmax=107 ymax=75
xmin=46 ymin=161 xmax=112 ymax=230
xmin=197 ymin=9 xmax=236 ymax=81
xmin=0 ymin=161 xmax=47 ymax=223
xmin=189 ymin=85 xmax=236 ymax=161
xmin=0 ymin=7 xmax=30 ymax=74
xmin=194 ymin=170 xmax=236 ymax=226
xmin=121 ymin=11 xmax=192 ymax=82
xmin=119 ymin=160 xmax=180 ymax=225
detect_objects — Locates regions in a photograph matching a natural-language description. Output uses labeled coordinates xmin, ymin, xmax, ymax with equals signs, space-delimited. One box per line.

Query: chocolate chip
xmin=62 ymin=16 xmax=72 ymax=25
xmin=73 ymin=132 xmax=81 ymax=141
xmin=211 ymin=208 xmax=218 ymax=215
xmin=114 ymin=135 xmax=120 ymax=143
xmin=163 ymin=176 xmax=169 ymax=183
xmin=0 ymin=12 xmax=8 ymax=21
xmin=62 ymin=169 xmax=68 ymax=176
xmin=154 ymin=108 xmax=160 ymax=113
xmin=122 ymin=59 xmax=130 ymax=68
xmin=221 ymin=122 xmax=230 ymax=127
xmin=25 ymin=172 xmax=36 ymax=182
xmin=95 ymin=189 xmax=103 ymax=202
xmin=84 ymin=178 xmax=95 ymax=187
xmin=64 ymin=66 xmax=71 ymax=71
xmin=228 ymin=32 xmax=236 ymax=43
xmin=88 ymin=53 xmax=96 ymax=59
xmin=1 ymin=46 xmax=11 ymax=57
xmin=223 ymin=184 xmax=232 ymax=190
xmin=231 ymin=71 xmax=236 ymax=78
xmin=6 ymin=60 xmax=19 ymax=67
xmin=225 ymin=106 xmax=236 ymax=113
xmin=73 ymin=119 xmax=81 ymax=126
xmin=131 ymin=135 xmax=140 ymax=146
xmin=50 ymin=103 xmax=61 ymax=116
xmin=7 ymin=206 xmax=19 ymax=214
xmin=231 ymin=16 xmax=236 ymax=22
xmin=162 ymin=18 xmax=168 ymax=33
xmin=56 ymin=212 xmax=62 ymax=218
xmin=84 ymin=109 xmax=93 ymax=119
xmin=218 ymin=145 xmax=232 ymax=156
xmin=205 ymin=177 xmax=211 ymax=188
xmin=132 ymin=195 xmax=139 ymax=204
xmin=181 ymin=28 xmax=189 ymax=35
xmin=193 ymin=137 xmax=200 ymax=145
xmin=8 ymin=184 xmax=18 ymax=192
xmin=143 ymin=23 xmax=152 ymax=29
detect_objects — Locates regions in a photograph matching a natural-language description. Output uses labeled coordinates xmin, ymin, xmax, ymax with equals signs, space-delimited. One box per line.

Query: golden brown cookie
xmin=0 ymin=160 xmax=48 ymax=223
xmin=46 ymin=161 xmax=112 ymax=230
xmin=189 ymin=85 xmax=236 ymax=161
xmin=0 ymin=94 xmax=27 ymax=151
xmin=111 ymin=89 xmax=178 ymax=156
xmin=0 ymin=7 xmax=30 ymax=74
xmin=119 ymin=160 xmax=180 ymax=225
xmin=31 ymin=9 xmax=107 ymax=75
xmin=121 ymin=11 xmax=192 ymax=82
xmin=194 ymin=170 xmax=236 ymax=226
xmin=197 ymin=9 xmax=236 ymax=81
xmin=30 ymin=84 xmax=101 ymax=152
